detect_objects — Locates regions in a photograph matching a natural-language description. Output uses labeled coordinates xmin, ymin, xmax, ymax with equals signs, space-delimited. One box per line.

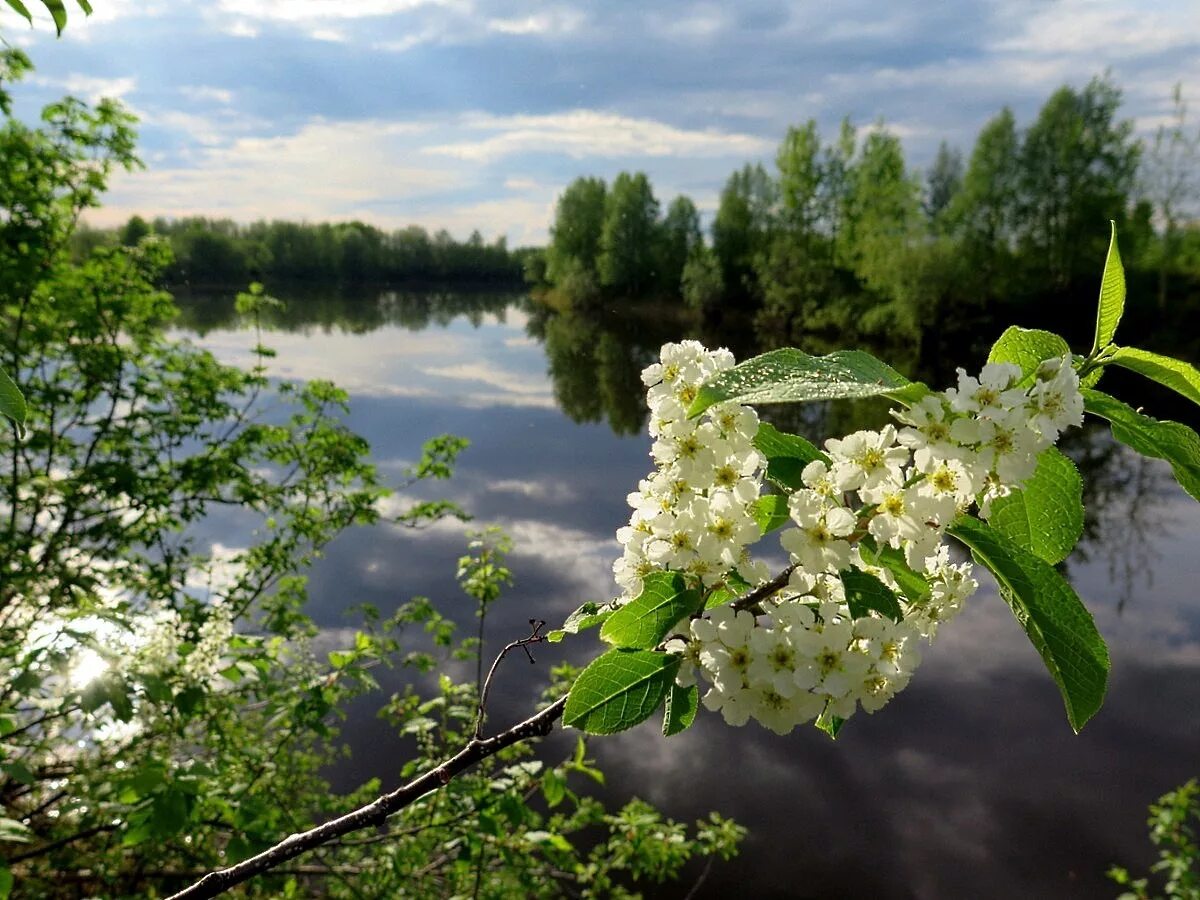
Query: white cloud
xmin=31 ymin=73 xmax=137 ymax=103
xmin=486 ymin=8 xmax=585 ymax=36
xmin=217 ymin=0 xmax=456 ymax=23
xmin=423 ymin=361 xmax=550 ymax=397
xmin=180 ymin=85 xmax=235 ymax=105
xmin=425 ymin=110 xmax=773 ymax=161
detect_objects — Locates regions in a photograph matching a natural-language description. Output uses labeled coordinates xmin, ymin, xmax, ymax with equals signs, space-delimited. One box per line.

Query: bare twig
xmin=166 ymin=695 xmax=568 ymax=900
xmin=730 ymin=564 xmax=796 ymax=613
xmin=473 ymin=619 xmax=546 ymax=740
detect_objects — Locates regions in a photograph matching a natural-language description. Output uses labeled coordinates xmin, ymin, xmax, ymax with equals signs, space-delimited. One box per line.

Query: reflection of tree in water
xmin=172 ymin=285 xmax=520 ymax=336
xmin=1065 ymin=424 xmax=1178 ymax=614
xmin=531 ymin=303 xmax=678 ymax=436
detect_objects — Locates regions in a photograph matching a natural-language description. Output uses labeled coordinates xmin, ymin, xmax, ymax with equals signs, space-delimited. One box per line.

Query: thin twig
xmin=166 ymin=695 xmax=568 ymax=900
xmin=473 ymin=619 xmax=546 ymax=740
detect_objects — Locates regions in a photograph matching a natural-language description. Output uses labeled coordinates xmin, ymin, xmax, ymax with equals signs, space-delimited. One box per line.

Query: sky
xmin=4 ymin=0 xmax=1199 ymax=245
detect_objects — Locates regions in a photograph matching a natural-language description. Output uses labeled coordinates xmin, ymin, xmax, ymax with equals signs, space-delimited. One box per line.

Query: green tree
xmin=597 ymin=171 xmax=660 ymax=295
xmin=546 ymin=176 xmax=607 ymax=285
xmin=712 ymin=163 xmax=776 ymax=301
xmin=656 ymin=194 xmax=702 ymax=293
xmin=924 ymin=140 xmax=963 ymax=228
xmin=1141 ymin=84 xmax=1200 ymax=308
xmin=1017 ymin=76 xmax=1140 ymax=287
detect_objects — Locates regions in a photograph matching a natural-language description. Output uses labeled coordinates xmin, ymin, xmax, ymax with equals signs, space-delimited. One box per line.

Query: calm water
xmin=173 ymin=288 xmax=1200 ymax=900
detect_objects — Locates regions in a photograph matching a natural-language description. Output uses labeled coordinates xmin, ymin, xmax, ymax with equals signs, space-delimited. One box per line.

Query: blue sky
xmin=5 ymin=0 xmax=1198 ymax=245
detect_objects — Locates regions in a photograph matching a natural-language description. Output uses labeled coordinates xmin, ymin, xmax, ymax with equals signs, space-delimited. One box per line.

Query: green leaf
xmin=751 ymin=493 xmax=790 ymax=534
xmin=988 ymin=327 xmax=1071 ymax=382
xmin=1092 ymin=221 xmax=1125 ymax=353
xmin=948 ymin=516 xmax=1109 ymax=732
xmin=4 ymin=0 xmax=33 ymax=25
xmin=815 ymin=707 xmax=845 ymax=740
xmin=752 ymin=421 xmax=826 ymax=490
xmin=856 ymin=538 xmax=931 ymax=606
xmin=1083 ymin=389 xmax=1200 ymax=503
xmin=0 ymin=864 xmax=11 ymax=900
xmin=0 ymin=368 xmax=26 ymax=439
xmin=600 ymin=572 xmax=702 ymax=649
xmin=541 ymin=768 xmax=566 ymax=808
xmin=548 ymin=601 xmax=614 ymax=643
xmin=689 ymin=348 xmax=913 ymax=417
xmin=75 ymin=0 xmax=92 ymax=13
xmin=1107 ymin=346 xmax=1200 ymax=410
xmin=40 ymin=0 xmax=67 ymax=34
xmin=988 ymin=447 xmax=1083 ymax=565
xmin=662 ymin=682 xmax=699 ymax=736
xmin=563 ymin=649 xmax=680 ymax=735
xmin=840 ymin=568 xmax=902 ymax=622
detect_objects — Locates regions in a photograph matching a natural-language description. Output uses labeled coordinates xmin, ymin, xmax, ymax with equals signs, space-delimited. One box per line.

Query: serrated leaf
xmin=1092 ymin=221 xmax=1125 ymax=353
xmin=1083 ymin=389 xmax=1200 ymax=502
xmin=548 ymin=601 xmax=614 ymax=643
xmin=988 ymin=327 xmax=1071 ymax=382
xmin=689 ymin=348 xmax=913 ymax=417
xmin=1108 ymin=346 xmax=1200 ymax=410
xmin=948 ymin=516 xmax=1109 ymax=732
xmin=600 ymin=572 xmax=701 ymax=649
xmin=857 ymin=538 xmax=931 ymax=606
xmin=563 ymin=649 xmax=680 ymax=735
xmin=988 ymin=447 xmax=1083 ymax=565
xmin=0 ymin=368 xmax=26 ymax=439
xmin=751 ymin=493 xmax=790 ymax=534
xmin=662 ymin=683 xmax=699 ymax=736
xmin=840 ymin=568 xmax=902 ymax=621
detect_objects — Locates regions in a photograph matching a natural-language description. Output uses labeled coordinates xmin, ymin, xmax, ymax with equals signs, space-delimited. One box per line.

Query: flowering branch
xmin=168 ymin=695 xmax=567 ymax=900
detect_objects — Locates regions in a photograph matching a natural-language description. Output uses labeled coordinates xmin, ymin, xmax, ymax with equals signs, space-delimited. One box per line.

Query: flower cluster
xmin=620 ymin=345 xmax=1084 ymax=735
xmin=613 ymin=341 xmax=769 ymax=599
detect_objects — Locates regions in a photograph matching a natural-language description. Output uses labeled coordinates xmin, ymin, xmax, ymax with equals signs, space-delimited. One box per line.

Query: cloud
xmin=180 ymin=85 xmax=235 ymax=105
xmin=30 ymin=73 xmax=137 ymax=102
xmin=486 ymin=8 xmax=586 ymax=36
xmin=424 ymin=110 xmax=773 ymax=161
xmin=215 ymin=0 xmax=455 ymax=24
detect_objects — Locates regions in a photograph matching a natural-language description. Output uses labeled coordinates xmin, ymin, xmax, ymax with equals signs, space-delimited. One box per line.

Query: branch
xmin=474 ymin=619 xmax=546 ymax=740
xmin=166 ymin=695 xmax=568 ymax=900
xmin=729 ymin=564 xmax=796 ymax=613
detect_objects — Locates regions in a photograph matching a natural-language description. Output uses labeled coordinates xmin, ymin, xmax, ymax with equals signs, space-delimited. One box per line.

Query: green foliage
xmin=1107 ymin=346 xmax=1200 ymax=408
xmin=1083 ymin=389 xmax=1200 ymax=502
xmin=1110 ymin=778 xmax=1200 ymax=900
xmin=688 ymin=347 xmax=917 ymax=416
xmin=598 ymin=172 xmax=660 ymax=295
xmin=3 ymin=0 xmax=91 ymax=34
xmin=1094 ymin=220 xmax=1127 ymax=353
xmin=988 ymin=326 xmax=1072 ymax=382
xmin=0 ymin=366 xmax=24 ymax=435
xmin=988 ymin=448 xmax=1084 ymax=565
xmin=751 ymin=493 xmax=790 ymax=534
xmin=840 ymin=569 xmax=903 ymax=622
xmin=662 ymin=683 xmax=699 ymax=737
xmin=563 ymin=649 xmax=681 ymax=735
xmin=600 ymin=571 xmax=702 ymax=650
xmin=948 ymin=517 xmax=1109 ymax=732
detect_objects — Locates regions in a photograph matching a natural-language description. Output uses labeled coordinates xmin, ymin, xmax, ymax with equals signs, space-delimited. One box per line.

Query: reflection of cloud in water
xmin=424 ymin=361 xmax=551 ymax=397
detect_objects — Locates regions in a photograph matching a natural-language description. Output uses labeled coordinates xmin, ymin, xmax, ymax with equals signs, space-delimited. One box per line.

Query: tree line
xmin=530 ymin=76 xmax=1200 ymax=355
xmin=75 ymin=216 xmax=527 ymax=286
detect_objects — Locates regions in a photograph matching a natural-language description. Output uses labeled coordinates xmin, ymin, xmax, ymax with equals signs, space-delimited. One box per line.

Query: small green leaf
xmin=600 ymin=572 xmax=702 ymax=649
xmin=0 ymin=368 xmax=26 ymax=439
xmin=0 ymin=864 xmax=11 ymax=900
xmin=4 ymin=0 xmax=33 ymax=25
xmin=1083 ymin=389 xmax=1200 ymax=503
xmin=752 ymin=421 xmax=827 ymax=491
xmin=541 ymin=768 xmax=566 ymax=808
xmin=815 ymin=707 xmax=845 ymax=740
xmin=948 ymin=516 xmax=1109 ymax=732
xmin=1107 ymin=346 xmax=1200 ymax=410
xmin=840 ymin=568 xmax=902 ymax=621
xmin=988 ymin=447 xmax=1083 ymax=565
xmin=662 ymin=682 xmax=699 ymax=736
xmin=689 ymin=348 xmax=913 ymax=417
xmin=988 ymin=327 xmax=1071 ymax=382
xmin=40 ymin=0 xmax=67 ymax=34
xmin=751 ymin=493 xmax=790 ymax=534
xmin=563 ymin=649 xmax=680 ymax=735
xmin=856 ymin=539 xmax=931 ymax=606
xmin=548 ymin=601 xmax=614 ymax=643
xmin=1092 ymin=221 xmax=1125 ymax=353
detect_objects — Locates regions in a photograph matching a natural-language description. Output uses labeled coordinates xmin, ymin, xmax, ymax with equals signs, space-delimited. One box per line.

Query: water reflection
xmin=171 ymin=287 xmax=1200 ymax=899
